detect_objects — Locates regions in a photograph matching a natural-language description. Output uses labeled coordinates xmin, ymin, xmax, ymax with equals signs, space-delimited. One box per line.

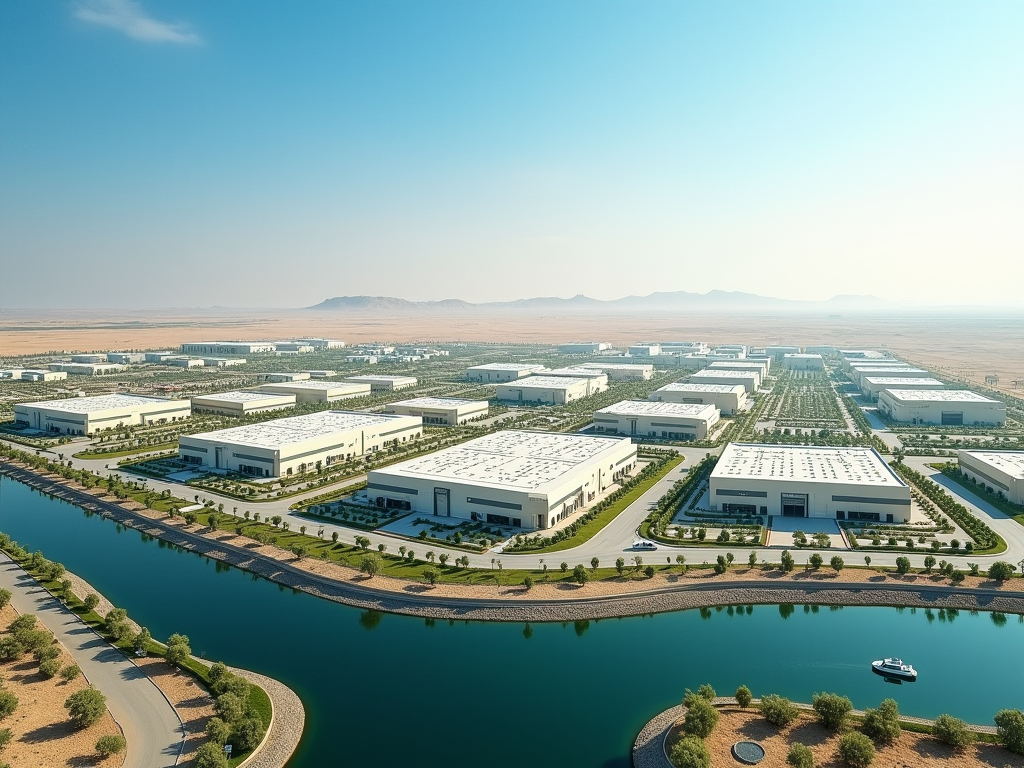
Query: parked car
xmin=632 ymin=540 xmax=657 ymax=551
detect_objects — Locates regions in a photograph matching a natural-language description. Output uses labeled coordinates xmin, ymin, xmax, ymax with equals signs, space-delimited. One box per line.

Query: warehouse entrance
xmin=433 ymin=488 xmax=450 ymax=516
xmin=781 ymin=493 xmax=807 ymax=517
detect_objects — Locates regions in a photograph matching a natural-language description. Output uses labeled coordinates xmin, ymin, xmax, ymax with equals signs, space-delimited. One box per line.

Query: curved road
xmin=0 ymin=554 xmax=183 ymax=768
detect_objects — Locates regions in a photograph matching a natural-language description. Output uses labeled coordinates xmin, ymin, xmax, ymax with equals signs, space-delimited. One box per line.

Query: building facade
xmin=181 ymin=342 xmax=276 ymax=355
xmin=593 ymin=400 xmax=719 ymax=441
xmin=877 ymin=390 xmax=1006 ymax=426
xmin=384 ymin=397 xmax=489 ymax=425
xmin=343 ymin=375 xmax=418 ymax=392
xmin=179 ymin=411 xmax=422 ymax=478
xmin=579 ymin=363 xmax=655 ymax=381
xmin=688 ymin=369 xmax=760 ymax=394
xmin=365 ymin=430 xmax=637 ymax=530
xmin=465 ymin=363 xmax=547 ymax=383
xmin=860 ymin=377 xmax=945 ymax=400
xmin=709 ymin=443 xmax=911 ymax=521
xmin=15 ymin=394 xmax=190 ymax=436
xmin=648 ymin=382 xmax=747 ymax=415
xmin=257 ymin=381 xmax=371 ymax=403
xmin=496 ymin=375 xmax=604 ymax=404
xmin=190 ymin=391 xmax=296 ymax=417
xmin=783 ymin=353 xmax=825 ymax=371
xmin=957 ymin=451 xmax=1024 ymax=505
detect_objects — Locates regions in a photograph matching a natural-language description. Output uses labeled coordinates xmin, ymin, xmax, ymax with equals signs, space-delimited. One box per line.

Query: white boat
xmin=871 ymin=657 xmax=917 ymax=681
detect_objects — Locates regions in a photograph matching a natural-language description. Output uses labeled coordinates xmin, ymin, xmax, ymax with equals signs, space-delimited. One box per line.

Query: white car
xmin=632 ymin=541 xmax=657 ymax=551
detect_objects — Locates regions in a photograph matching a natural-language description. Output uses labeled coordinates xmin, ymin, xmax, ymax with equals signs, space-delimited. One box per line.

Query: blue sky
xmin=1 ymin=0 xmax=1021 ymax=308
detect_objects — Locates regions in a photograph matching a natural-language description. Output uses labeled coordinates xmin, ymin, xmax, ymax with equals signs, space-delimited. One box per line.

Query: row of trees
xmin=891 ymin=463 xmax=1000 ymax=550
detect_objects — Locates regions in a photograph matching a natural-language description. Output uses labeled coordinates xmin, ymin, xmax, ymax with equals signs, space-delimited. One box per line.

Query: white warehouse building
xmin=708 ymin=360 xmax=768 ymax=380
xmin=593 ymin=400 xmax=720 ymax=441
xmin=852 ymin=366 xmax=929 ymax=387
xmin=649 ymin=382 xmax=747 ymax=415
xmin=384 ymin=397 xmax=489 ymax=426
xmin=861 ymin=377 xmax=945 ymax=401
xmin=957 ymin=451 xmax=1024 ymax=505
xmin=344 ymin=375 xmax=417 ymax=392
xmin=688 ymin=368 xmax=760 ymax=394
xmin=190 ymin=391 xmax=296 ymax=417
xmin=179 ymin=411 xmax=422 ymax=478
xmin=496 ymin=375 xmax=605 ymax=405
xmin=257 ymin=380 xmax=371 ymax=403
xmin=558 ymin=342 xmax=610 ymax=354
xmin=14 ymin=394 xmax=190 ymax=436
xmin=877 ymin=390 xmax=1006 ymax=427
xmin=783 ymin=353 xmax=825 ymax=371
xmin=579 ymin=363 xmax=654 ymax=381
xmin=765 ymin=346 xmax=802 ymax=360
xmin=710 ymin=443 xmax=911 ymax=522
xmin=181 ymin=341 xmax=277 ymax=355
xmin=465 ymin=363 xmax=547 ymax=383
xmin=366 ymin=430 xmax=637 ymax=530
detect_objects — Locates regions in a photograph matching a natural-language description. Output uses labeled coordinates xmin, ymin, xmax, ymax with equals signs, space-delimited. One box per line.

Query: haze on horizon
xmin=0 ymin=0 xmax=1021 ymax=311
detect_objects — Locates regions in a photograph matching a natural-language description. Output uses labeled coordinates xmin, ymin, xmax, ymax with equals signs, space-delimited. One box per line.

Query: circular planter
xmin=731 ymin=741 xmax=766 ymax=765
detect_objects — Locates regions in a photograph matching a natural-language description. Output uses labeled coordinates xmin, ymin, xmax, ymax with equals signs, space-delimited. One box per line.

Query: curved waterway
xmin=1 ymin=475 xmax=1022 ymax=767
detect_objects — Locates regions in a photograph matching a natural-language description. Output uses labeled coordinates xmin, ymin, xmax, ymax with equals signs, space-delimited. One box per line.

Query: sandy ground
xmin=0 ymin=603 xmax=123 ymax=768
xmin=681 ymin=706 xmax=1024 ymax=768
xmin=1 ymin=309 xmax=1021 ymax=397
xmin=132 ymin=658 xmax=214 ymax=768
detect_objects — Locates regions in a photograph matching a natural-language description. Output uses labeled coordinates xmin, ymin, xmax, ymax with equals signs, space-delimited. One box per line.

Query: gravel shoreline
xmin=7 ymin=463 xmax=1024 ymax=623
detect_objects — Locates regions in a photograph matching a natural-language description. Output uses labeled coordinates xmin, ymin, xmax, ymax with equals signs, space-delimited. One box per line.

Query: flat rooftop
xmin=580 ymin=363 xmax=652 ymax=370
xmin=863 ymin=377 xmax=944 ymax=386
xmin=193 ymin=391 xmax=290 ymax=403
xmin=467 ymin=363 xmax=547 ymax=371
xmin=390 ymin=397 xmax=486 ymax=408
xmin=19 ymin=394 xmax=175 ymax=413
xmin=851 ymin=366 xmax=921 ymax=373
xmin=883 ymin=390 xmax=1000 ymax=403
xmin=261 ymin=380 xmax=366 ymax=391
xmin=546 ymin=367 xmax=608 ymax=377
xmin=345 ymin=375 xmax=417 ymax=383
xmin=784 ymin=353 xmax=823 ymax=359
xmin=657 ymin=382 xmax=746 ymax=393
xmin=513 ymin=376 xmax=592 ymax=388
xmin=713 ymin=443 xmax=905 ymax=487
xmin=961 ymin=451 xmax=1024 ymax=480
xmin=184 ymin=411 xmax=410 ymax=449
xmin=373 ymin=431 xmax=630 ymax=491
xmin=690 ymin=369 xmax=759 ymax=379
xmin=597 ymin=400 xmax=717 ymax=418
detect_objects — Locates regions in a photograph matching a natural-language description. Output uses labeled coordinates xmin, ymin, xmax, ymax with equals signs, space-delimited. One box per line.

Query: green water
xmin=1 ymin=475 xmax=1021 ymax=767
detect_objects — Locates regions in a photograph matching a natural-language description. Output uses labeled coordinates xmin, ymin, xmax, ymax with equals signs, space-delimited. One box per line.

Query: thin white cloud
xmin=75 ymin=0 xmax=201 ymax=45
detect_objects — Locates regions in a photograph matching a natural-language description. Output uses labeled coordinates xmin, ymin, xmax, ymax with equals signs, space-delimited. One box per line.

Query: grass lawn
xmin=74 ymin=442 xmax=178 ymax=459
xmin=519 ymin=455 xmax=685 ymax=554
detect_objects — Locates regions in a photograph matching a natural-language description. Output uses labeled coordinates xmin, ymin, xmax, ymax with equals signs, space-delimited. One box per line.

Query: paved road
xmin=0 ymin=554 xmax=183 ymax=768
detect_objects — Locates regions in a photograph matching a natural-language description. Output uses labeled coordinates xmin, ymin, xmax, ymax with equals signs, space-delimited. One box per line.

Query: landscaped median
xmin=635 ymin=688 xmax=1024 ymax=768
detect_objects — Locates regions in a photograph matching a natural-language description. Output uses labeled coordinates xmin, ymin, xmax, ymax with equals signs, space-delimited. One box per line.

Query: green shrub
xmin=0 ymin=728 xmax=10 ymax=751
xmin=83 ymin=594 xmax=100 ymax=612
xmin=231 ymin=715 xmax=266 ymax=752
xmin=95 ymin=734 xmax=126 ymax=757
xmin=988 ymin=561 xmax=1017 ymax=581
xmin=837 ymin=732 xmax=875 ymax=767
xmin=809 ymin=553 xmax=823 ymax=569
xmin=0 ymin=692 xmax=15 ymax=721
xmin=786 ymin=742 xmax=814 ymax=768
xmin=205 ymin=717 xmax=231 ymax=745
xmin=38 ymin=657 xmax=61 ymax=678
xmin=64 ymin=688 xmax=106 ymax=728
xmin=760 ymin=694 xmax=799 ymax=727
xmin=812 ymin=692 xmax=853 ymax=732
xmin=862 ymin=699 xmax=901 ymax=744
xmin=683 ymin=697 xmax=719 ymax=739
xmin=214 ymin=692 xmax=245 ymax=724
xmin=696 ymin=683 xmax=716 ymax=701
xmin=0 ymin=638 xmax=23 ymax=661
xmin=0 ymin=590 xmax=10 ymax=610
xmin=735 ymin=685 xmax=752 ymax=708
xmin=669 ymin=735 xmax=711 ymax=768
xmin=194 ymin=741 xmax=229 ymax=768
xmin=995 ymin=709 xmax=1024 ymax=754
xmin=60 ymin=664 xmax=81 ymax=682
xmin=932 ymin=714 xmax=973 ymax=750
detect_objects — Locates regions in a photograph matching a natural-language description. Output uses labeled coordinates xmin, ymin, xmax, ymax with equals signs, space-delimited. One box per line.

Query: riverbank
xmin=1 ymin=545 xmax=304 ymax=768
xmin=4 ymin=461 xmax=1024 ymax=623
xmin=634 ymin=698 xmax=1022 ymax=768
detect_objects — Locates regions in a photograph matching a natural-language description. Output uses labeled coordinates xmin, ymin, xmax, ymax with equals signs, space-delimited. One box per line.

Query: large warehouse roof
xmin=597 ymin=400 xmax=716 ymax=417
xmin=468 ymin=363 xmax=547 ymax=371
xmin=389 ymin=397 xmax=482 ymax=408
xmin=194 ymin=391 xmax=286 ymax=403
xmin=20 ymin=394 xmax=172 ymax=412
xmin=961 ymin=451 xmax=1024 ymax=480
xmin=690 ymin=369 xmax=758 ymax=379
xmin=515 ymin=376 xmax=592 ymax=388
xmin=375 ymin=431 xmax=630 ymax=491
xmin=186 ymin=411 xmax=410 ymax=449
xmin=863 ymin=377 xmax=944 ymax=386
xmin=657 ymin=382 xmax=745 ymax=393
xmin=884 ymin=390 xmax=998 ymax=402
xmin=262 ymin=380 xmax=363 ymax=391
xmin=712 ymin=443 xmax=905 ymax=487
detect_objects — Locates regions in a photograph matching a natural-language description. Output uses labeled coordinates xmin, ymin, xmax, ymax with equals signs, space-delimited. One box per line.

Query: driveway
xmin=0 ymin=554 xmax=184 ymax=768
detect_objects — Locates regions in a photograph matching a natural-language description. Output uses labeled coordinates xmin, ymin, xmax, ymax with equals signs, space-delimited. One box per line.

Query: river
xmin=1 ymin=475 xmax=1021 ymax=767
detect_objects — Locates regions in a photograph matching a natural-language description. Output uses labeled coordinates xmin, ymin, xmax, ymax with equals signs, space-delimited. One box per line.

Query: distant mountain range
xmin=308 ymin=291 xmax=895 ymax=313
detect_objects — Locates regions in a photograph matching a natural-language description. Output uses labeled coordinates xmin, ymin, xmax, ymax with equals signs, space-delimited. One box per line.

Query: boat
xmin=871 ymin=657 xmax=917 ymax=681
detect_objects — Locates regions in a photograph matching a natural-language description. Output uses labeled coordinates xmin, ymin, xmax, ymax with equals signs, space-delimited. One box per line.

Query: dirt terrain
xmin=1 ymin=309 xmax=1022 ymax=394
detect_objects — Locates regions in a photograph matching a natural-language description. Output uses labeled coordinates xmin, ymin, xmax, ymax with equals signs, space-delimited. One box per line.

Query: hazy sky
xmin=1 ymin=1 xmax=1021 ymax=309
